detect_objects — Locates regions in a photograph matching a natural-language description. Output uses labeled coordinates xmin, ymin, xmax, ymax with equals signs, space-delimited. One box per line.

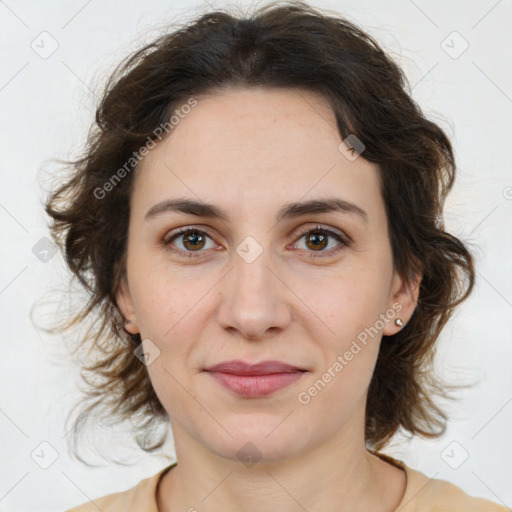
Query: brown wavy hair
xmin=42 ymin=0 xmax=475 ymax=460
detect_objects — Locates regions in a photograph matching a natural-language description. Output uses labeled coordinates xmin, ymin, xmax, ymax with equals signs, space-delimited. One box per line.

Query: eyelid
xmin=162 ymin=225 xmax=216 ymax=245
xmin=290 ymin=223 xmax=351 ymax=245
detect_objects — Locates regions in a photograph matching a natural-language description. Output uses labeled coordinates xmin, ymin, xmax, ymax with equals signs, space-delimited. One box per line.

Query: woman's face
xmin=117 ymin=86 xmax=419 ymax=463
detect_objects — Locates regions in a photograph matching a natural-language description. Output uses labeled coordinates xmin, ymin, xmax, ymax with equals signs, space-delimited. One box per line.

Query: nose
xmin=216 ymin=249 xmax=292 ymax=340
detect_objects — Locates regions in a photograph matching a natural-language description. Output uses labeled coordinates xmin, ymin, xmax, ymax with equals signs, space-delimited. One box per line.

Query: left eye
xmin=292 ymin=227 xmax=348 ymax=257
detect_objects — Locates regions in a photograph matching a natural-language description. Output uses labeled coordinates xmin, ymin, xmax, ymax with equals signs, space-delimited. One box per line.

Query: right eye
xmin=163 ymin=228 xmax=218 ymax=258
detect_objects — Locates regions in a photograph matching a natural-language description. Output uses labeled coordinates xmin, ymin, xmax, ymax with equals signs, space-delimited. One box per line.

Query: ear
xmin=382 ymin=268 xmax=422 ymax=336
xmin=116 ymin=274 xmax=140 ymax=335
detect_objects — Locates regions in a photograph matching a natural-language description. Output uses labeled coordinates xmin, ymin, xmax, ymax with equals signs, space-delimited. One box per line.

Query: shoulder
xmin=64 ymin=463 xmax=176 ymax=512
xmin=400 ymin=463 xmax=509 ymax=512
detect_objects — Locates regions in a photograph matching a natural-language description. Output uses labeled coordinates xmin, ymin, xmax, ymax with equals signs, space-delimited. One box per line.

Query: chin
xmin=201 ymin=419 xmax=312 ymax=466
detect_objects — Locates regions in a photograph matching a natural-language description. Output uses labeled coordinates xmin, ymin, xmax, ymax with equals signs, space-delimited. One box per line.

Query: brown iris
xmin=305 ymin=231 xmax=328 ymax=251
xmin=182 ymin=230 xmax=206 ymax=251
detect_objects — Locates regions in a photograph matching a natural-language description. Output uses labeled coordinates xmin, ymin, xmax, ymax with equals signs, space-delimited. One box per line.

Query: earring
xmin=395 ymin=318 xmax=404 ymax=328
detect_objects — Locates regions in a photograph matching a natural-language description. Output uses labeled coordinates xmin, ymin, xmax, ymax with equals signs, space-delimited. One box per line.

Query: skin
xmin=116 ymin=86 xmax=422 ymax=512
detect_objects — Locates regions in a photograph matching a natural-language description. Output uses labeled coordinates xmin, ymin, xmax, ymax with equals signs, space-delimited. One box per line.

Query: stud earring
xmin=395 ymin=318 xmax=404 ymax=328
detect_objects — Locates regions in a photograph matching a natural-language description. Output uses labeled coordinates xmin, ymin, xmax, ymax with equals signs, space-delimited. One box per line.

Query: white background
xmin=1 ymin=0 xmax=511 ymax=510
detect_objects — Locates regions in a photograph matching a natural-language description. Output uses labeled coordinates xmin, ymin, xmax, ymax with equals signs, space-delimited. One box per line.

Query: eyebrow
xmin=144 ymin=197 xmax=368 ymax=223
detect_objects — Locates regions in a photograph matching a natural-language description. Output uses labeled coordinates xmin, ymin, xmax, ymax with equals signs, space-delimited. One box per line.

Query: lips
xmin=204 ymin=360 xmax=305 ymax=375
xmin=204 ymin=360 xmax=307 ymax=397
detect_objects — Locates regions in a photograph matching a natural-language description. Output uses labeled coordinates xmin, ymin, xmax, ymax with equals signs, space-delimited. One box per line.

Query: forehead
xmin=156 ymin=87 xmax=342 ymax=161
xmin=132 ymin=87 xmax=383 ymax=222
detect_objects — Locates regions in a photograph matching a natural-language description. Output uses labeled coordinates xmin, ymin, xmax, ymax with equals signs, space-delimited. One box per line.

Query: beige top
xmin=65 ymin=453 xmax=508 ymax=512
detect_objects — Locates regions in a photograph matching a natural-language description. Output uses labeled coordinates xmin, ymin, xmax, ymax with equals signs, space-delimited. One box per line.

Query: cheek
xmin=130 ymin=271 xmax=210 ymax=371
xmin=296 ymin=280 xmax=383 ymax=414
xmin=293 ymin=263 xmax=390 ymax=336
xmin=128 ymin=259 xmax=202 ymax=338
xmin=293 ymin=261 xmax=390 ymax=390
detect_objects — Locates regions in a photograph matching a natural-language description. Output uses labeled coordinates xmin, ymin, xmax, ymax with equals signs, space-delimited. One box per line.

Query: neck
xmin=156 ymin=424 xmax=406 ymax=512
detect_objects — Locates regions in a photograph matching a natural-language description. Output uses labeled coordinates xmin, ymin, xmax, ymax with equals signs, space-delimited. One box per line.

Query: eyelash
xmin=162 ymin=225 xmax=351 ymax=259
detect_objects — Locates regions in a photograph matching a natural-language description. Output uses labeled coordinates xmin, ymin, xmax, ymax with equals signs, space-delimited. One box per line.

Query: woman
xmin=45 ymin=1 xmax=507 ymax=511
